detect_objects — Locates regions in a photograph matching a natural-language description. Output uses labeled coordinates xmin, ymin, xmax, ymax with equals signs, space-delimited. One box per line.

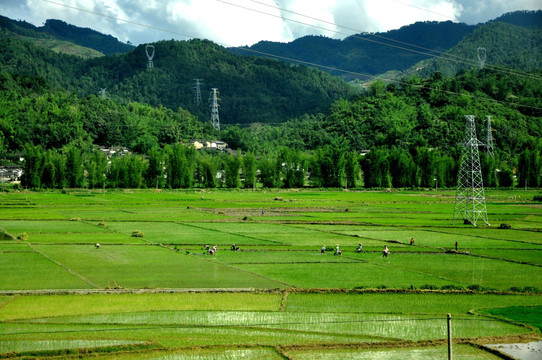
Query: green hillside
xmin=412 ymin=21 xmax=542 ymax=78
xmin=0 ymin=31 xmax=359 ymax=125
xmin=0 ymin=16 xmax=133 ymax=56
xmin=16 ymin=35 xmax=103 ymax=59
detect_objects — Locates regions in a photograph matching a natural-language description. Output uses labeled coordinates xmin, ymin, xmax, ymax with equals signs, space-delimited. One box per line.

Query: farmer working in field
xmin=383 ymin=245 xmax=390 ymax=257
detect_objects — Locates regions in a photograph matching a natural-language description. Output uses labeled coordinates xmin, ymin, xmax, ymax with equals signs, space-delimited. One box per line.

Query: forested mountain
xmin=231 ymin=21 xmax=475 ymax=80
xmin=0 ymin=30 xmax=359 ymax=125
xmin=492 ymin=10 xmax=542 ymax=28
xmin=230 ymin=10 xmax=541 ymax=80
xmin=0 ymin=16 xmax=133 ymax=55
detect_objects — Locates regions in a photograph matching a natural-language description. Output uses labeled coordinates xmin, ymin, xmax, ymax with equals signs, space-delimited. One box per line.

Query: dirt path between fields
xmin=0 ymin=288 xmax=264 ymax=296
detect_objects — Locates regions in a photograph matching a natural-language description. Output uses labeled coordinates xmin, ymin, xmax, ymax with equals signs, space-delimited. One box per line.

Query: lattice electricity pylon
xmin=477 ymin=47 xmax=486 ymax=69
xmin=145 ymin=44 xmax=155 ymax=69
xmin=193 ymin=79 xmax=203 ymax=106
xmin=484 ymin=115 xmax=495 ymax=157
xmin=209 ymin=88 xmax=220 ymax=130
xmin=453 ymin=115 xmax=490 ymax=226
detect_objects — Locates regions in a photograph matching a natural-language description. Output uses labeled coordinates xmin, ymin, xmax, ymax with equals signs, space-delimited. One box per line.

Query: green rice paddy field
xmin=0 ymin=189 xmax=541 ymax=359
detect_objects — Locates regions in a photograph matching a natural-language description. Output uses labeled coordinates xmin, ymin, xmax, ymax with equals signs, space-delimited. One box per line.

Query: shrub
xmin=70 ymin=218 xmax=81 ymax=221
xmin=98 ymin=222 xmax=106 ymax=227
xmin=131 ymin=230 xmax=144 ymax=237
xmin=242 ymin=216 xmax=251 ymax=221
xmin=16 ymin=233 xmax=28 ymax=241
xmin=521 ymin=286 xmax=541 ymax=294
xmin=420 ymin=284 xmax=438 ymax=290
xmin=441 ymin=284 xmax=464 ymax=291
xmin=467 ymin=284 xmax=487 ymax=292
xmin=533 ymin=195 xmax=542 ymax=202
xmin=499 ymin=223 xmax=511 ymax=229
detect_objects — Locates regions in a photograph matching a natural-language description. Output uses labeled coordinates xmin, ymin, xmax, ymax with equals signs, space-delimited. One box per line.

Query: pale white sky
xmin=1 ymin=0 xmax=540 ymax=46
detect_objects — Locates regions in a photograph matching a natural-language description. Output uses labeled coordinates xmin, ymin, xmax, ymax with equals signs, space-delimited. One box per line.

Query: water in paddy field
xmin=0 ymin=340 xmax=143 ymax=353
xmin=151 ymin=349 xmax=278 ymax=359
xmin=487 ymin=341 xmax=542 ymax=360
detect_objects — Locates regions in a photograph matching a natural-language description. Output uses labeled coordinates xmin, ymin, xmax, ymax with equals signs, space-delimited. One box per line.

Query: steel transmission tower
xmin=453 ymin=115 xmax=490 ymax=226
xmin=477 ymin=47 xmax=486 ymax=69
xmin=209 ymin=88 xmax=220 ymax=130
xmin=193 ymin=79 xmax=203 ymax=106
xmin=145 ymin=44 xmax=155 ymax=69
xmin=484 ymin=115 xmax=495 ymax=157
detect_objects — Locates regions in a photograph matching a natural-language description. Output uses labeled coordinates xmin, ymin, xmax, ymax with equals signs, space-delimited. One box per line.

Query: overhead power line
xmin=388 ymin=0 xmax=458 ymax=21
xmin=38 ymin=0 xmax=542 ymax=111
xmin=224 ymin=0 xmax=542 ymax=82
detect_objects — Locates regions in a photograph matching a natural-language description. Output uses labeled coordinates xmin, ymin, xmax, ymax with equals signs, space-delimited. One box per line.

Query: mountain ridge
xmin=230 ymin=10 xmax=541 ymax=80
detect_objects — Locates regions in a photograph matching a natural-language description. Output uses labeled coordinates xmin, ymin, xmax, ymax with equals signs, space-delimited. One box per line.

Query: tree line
xmin=20 ymin=142 xmax=540 ymax=190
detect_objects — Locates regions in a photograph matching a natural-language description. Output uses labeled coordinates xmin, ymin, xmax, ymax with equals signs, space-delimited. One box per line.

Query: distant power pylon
xmin=193 ymin=79 xmax=203 ymax=106
xmin=453 ymin=115 xmax=490 ymax=227
xmin=209 ymin=88 xmax=220 ymax=131
xmin=484 ymin=115 xmax=495 ymax=157
xmin=145 ymin=44 xmax=155 ymax=69
xmin=477 ymin=47 xmax=486 ymax=69
xmin=99 ymin=88 xmax=107 ymax=100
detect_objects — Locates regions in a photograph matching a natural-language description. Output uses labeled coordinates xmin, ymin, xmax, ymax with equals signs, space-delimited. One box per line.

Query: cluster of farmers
xmin=203 ymin=242 xmax=393 ymax=256
xmin=321 ymin=243 xmax=390 ymax=257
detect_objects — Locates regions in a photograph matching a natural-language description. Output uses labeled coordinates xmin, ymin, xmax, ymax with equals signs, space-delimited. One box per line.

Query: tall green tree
xmin=195 ymin=153 xmax=217 ymax=188
xmin=86 ymin=149 xmax=108 ymax=189
xmin=223 ymin=153 xmax=241 ymax=188
xmin=281 ymin=148 xmax=305 ymax=189
xmin=311 ymin=145 xmax=344 ymax=188
xmin=389 ymin=147 xmax=415 ymax=188
xmin=242 ymin=152 xmax=257 ymax=189
xmin=362 ymin=148 xmax=390 ymax=188
xmin=344 ymin=151 xmax=360 ymax=189
xmin=258 ymin=155 xmax=278 ymax=188
xmin=166 ymin=144 xmax=195 ymax=189
xmin=480 ymin=153 xmax=498 ymax=187
xmin=415 ymin=148 xmax=436 ymax=188
xmin=517 ymin=149 xmax=541 ymax=188
xmin=64 ymin=145 xmax=84 ymax=188
xmin=146 ymin=147 xmax=165 ymax=189
xmin=21 ymin=144 xmax=43 ymax=189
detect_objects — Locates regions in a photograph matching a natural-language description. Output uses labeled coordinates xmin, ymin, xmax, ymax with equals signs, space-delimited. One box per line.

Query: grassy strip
xmin=0 ymin=293 xmax=282 ymax=321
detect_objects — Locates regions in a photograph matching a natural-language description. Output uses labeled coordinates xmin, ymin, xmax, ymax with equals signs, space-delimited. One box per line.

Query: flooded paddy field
xmin=0 ymin=189 xmax=540 ymax=358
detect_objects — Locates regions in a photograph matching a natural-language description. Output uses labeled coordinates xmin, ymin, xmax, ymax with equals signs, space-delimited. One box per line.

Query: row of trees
xmin=21 ymin=143 xmax=540 ymax=190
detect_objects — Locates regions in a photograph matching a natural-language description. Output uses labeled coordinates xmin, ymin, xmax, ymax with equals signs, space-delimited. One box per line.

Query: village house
xmin=0 ymin=165 xmax=23 ymax=183
xmin=191 ymin=140 xmax=228 ymax=151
